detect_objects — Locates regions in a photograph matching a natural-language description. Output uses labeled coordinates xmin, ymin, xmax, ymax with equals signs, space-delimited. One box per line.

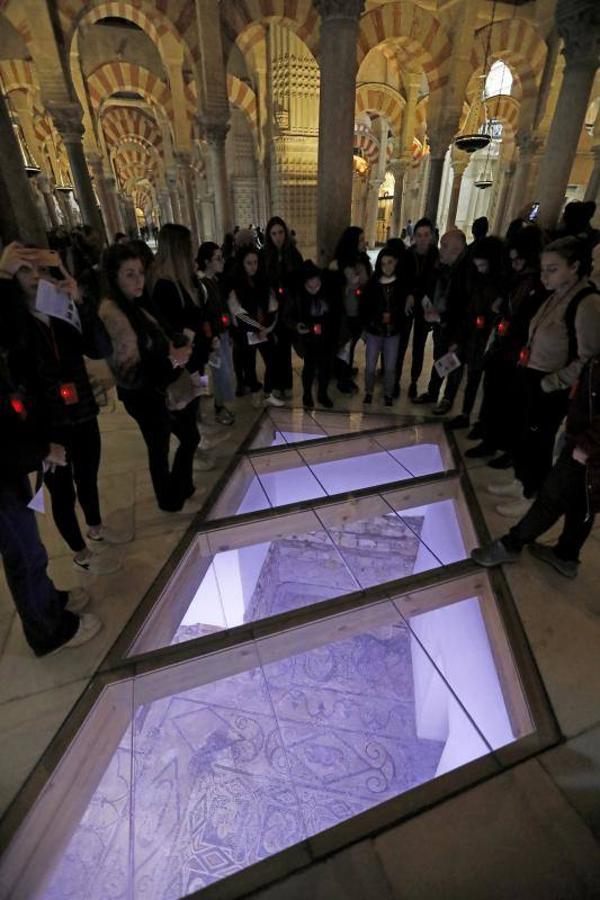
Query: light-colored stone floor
xmin=1 ymin=341 xmax=600 ymax=898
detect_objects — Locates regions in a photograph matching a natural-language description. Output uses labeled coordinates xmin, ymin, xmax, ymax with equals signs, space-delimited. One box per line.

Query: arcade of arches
xmin=0 ymin=0 xmax=599 ymax=265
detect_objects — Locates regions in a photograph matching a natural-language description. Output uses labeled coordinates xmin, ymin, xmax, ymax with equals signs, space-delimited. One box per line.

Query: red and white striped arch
xmin=355 ymin=83 xmax=405 ymax=136
xmin=220 ymin=0 xmax=319 ymax=58
xmin=357 ymin=3 xmax=452 ymax=93
xmin=469 ymin=18 xmax=546 ymax=104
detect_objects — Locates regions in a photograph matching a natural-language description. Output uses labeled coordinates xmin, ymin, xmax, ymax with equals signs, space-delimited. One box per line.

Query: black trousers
xmin=511 ymin=368 xmax=570 ymax=498
xmin=426 ymin=324 xmax=463 ymax=403
xmin=479 ymin=356 xmax=516 ymax=451
xmin=0 ymin=478 xmax=78 ymax=655
xmin=236 ymin=337 xmax=276 ymax=394
xmin=409 ymin=307 xmax=430 ymax=384
xmin=302 ymin=342 xmax=332 ymax=399
xmin=272 ymin=329 xmax=294 ymax=392
xmin=391 ymin=316 xmax=417 ymax=392
xmin=122 ymin=391 xmax=200 ymax=508
xmin=44 ymin=417 xmax=102 ymax=553
xmin=504 ymin=449 xmax=595 ymax=561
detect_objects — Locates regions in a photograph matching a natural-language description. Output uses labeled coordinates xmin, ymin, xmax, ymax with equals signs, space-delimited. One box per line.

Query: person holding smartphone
xmin=10 ymin=245 xmax=124 ymax=575
xmin=0 ymin=242 xmax=102 ymax=655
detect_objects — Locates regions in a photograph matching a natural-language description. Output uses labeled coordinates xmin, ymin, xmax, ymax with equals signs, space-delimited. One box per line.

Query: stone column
xmin=203 ymin=124 xmax=232 ymax=241
xmin=503 ymin=131 xmax=541 ymax=224
xmin=535 ymin=0 xmax=600 ymax=229
xmin=389 ymin=158 xmax=410 ymax=237
xmin=86 ymin=154 xmax=111 ymax=241
xmin=315 ymin=0 xmax=365 ymax=265
xmin=425 ymin=127 xmax=454 ymax=224
xmin=49 ymin=103 xmax=104 ymax=235
xmin=0 ymin=91 xmax=47 ymax=244
xmin=166 ymin=171 xmax=183 ymax=224
xmin=446 ymin=158 xmax=469 ymax=229
xmin=103 ymin=174 xmax=126 ymax=236
xmin=493 ymin=163 xmax=513 ymax=234
xmin=364 ymin=176 xmax=383 ymax=248
xmin=36 ymin=174 xmax=60 ymax=229
xmin=584 ymin=144 xmax=600 ymax=202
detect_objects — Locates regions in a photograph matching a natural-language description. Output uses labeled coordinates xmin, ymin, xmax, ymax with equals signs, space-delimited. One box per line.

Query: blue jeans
xmin=0 ymin=477 xmax=78 ymax=656
xmin=365 ymin=333 xmax=401 ymax=396
xmin=211 ymin=331 xmax=235 ymax=407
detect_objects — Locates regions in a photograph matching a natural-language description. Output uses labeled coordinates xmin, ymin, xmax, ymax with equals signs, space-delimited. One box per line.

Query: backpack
xmin=564 ymin=282 xmax=596 ymax=363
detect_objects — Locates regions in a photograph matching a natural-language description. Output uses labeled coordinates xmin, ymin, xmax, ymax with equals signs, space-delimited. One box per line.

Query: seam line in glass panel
xmin=378 ymin=492 xmax=446 ymax=569
xmin=371 ymin=433 xmax=424 ymax=480
xmin=308 ymin=505 xmax=365 ymax=593
xmin=391 ymin=599 xmax=497 ymax=756
xmin=246 ymin=452 xmax=276 ymax=510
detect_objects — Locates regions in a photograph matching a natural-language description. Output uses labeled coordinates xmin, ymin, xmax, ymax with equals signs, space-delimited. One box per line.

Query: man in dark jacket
xmin=401 ymin=217 xmax=438 ymax=399
xmin=471 ymin=352 xmax=600 ymax=578
xmin=413 ymin=229 xmax=469 ymax=414
xmin=0 ymin=243 xmax=102 ymax=655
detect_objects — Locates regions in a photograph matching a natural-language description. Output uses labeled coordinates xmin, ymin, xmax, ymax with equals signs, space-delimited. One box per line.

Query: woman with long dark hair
xmin=490 ymin=237 xmax=600 ymax=518
xmin=262 ymin=216 xmax=304 ymax=397
xmin=227 ymin=246 xmax=284 ymax=407
xmin=98 ymin=244 xmax=195 ymax=511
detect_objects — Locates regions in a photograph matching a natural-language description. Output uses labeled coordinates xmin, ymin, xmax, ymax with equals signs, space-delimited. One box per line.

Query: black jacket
xmin=149 ymin=277 xmax=209 ymax=372
xmin=360 ymin=276 xmax=409 ymax=337
xmin=0 ymin=281 xmax=54 ymax=484
xmin=566 ymin=354 xmax=600 ymax=513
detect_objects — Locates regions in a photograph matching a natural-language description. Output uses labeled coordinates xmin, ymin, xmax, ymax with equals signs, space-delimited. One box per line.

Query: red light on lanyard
xmin=221 ymin=313 xmax=230 ymax=328
xmin=355 ymin=288 xmax=362 ymax=297
xmin=312 ymin=323 xmax=322 ymax=336
xmin=10 ymin=395 xmax=27 ymax=418
xmin=59 ymin=382 xmax=78 ymax=405
xmin=278 ymin=287 xmax=284 ymax=296
xmin=475 ymin=315 xmax=485 ymax=330
xmin=497 ymin=319 xmax=509 ymax=337
xmin=518 ymin=346 xmax=530 ymax=366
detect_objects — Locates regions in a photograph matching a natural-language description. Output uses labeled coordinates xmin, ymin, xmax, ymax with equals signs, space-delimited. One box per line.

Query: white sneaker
xmin=251 ymin=391 xmax=263 ymax=409
xmin=65 ymin=587 xmax=90 ymax=614
xmin=496 ymin=498 xmax=532 ymax=518
xmin=87 ymin=525 xmax=133 ymax=545
xmin=73 ymin=550 xmax=121 ymax=575
xmin=487 ymin=479 xmax=524 ymax=498
xmin=265 ymin=393 xmax=285 ymax=407
xmin=49 ymin=613 xmax=103 ymax=655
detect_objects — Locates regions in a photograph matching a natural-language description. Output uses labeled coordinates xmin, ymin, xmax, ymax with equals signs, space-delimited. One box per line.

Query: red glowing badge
xmin=10 ymin=395 xmax=26 ymax=417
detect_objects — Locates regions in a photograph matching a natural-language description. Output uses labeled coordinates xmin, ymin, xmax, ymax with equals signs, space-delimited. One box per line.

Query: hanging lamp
xmin=454 ymin=0 xmax=498 ymax=154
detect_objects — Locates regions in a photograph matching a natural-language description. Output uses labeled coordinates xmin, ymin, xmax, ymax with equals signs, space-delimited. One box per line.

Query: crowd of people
xmin=1 ymin=199 xmax=600 ymax=657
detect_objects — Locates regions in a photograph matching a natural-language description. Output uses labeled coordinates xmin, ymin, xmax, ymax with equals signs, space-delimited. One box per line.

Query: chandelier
xmin=454 ymin=1 xmax=498 ymax=154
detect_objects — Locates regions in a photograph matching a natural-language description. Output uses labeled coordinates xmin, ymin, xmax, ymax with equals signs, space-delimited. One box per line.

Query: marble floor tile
xmin=374 ymin=758 xmax=600 ymax=900
xmin=0 ymin=677 xmax=90 ymax=816
xmin=540 ymin=723 xmax=600 ymax=841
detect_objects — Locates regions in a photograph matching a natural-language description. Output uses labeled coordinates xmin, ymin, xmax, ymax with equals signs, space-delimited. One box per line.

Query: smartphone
xmin=527 ymin=202 xmax=540 ymax=222
xmin=32 ymin=249 xmax=61 ymax=267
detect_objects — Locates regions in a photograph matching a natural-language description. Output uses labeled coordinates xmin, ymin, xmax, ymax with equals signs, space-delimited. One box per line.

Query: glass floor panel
xmin=208 ymin=425 xmax=453 ymax=521
xmin=4 ymin=584 xmax=533 ymax=900
xmin=128 ymin=482 xmax=473 ymax=655
xmin=249 ymin=409 xmax=402 ymax=449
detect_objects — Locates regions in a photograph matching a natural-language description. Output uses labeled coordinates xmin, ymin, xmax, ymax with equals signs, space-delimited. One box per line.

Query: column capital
xmin=388 ymin=157 xmax=410 ymax=178
xmin=200 ymin=120 xmax=230 ymax=145
xmin=47 ymin=101 xmax=84 ymax=143
xmin=556 ymin=0 xmax=600 ymax=69
xmin=314 ymin=0 xmax=365 ymax=22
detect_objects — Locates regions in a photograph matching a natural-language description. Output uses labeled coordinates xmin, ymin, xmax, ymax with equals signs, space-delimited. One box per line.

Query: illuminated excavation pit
xmin=128 ymin=479 xmax=474 ymax=655
xmin=0 ymin=415 xmax=554 ymax=900
xmin=8 ymin=577 xmax=533 ymax=900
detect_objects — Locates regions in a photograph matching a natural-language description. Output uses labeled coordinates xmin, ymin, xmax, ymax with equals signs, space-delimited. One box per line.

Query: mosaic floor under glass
xmin=0 ymin=415 xmax=547 ymax=900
